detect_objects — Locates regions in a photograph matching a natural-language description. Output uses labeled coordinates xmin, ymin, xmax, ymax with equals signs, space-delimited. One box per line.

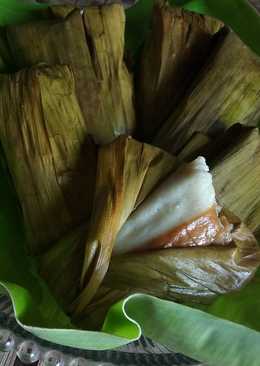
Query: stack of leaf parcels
xmin=0 ymin=0 xmax=260 ymax=330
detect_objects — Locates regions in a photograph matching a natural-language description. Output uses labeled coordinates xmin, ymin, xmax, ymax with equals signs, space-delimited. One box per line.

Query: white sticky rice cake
xmin=114 ymin=157 xmax=232 ymax=255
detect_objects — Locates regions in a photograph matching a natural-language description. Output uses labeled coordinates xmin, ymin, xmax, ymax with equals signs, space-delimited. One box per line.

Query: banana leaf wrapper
xmin=176 ymin=124 xmax=260 ymax=240
xmin=208 ymin=125 xmax=260 ymax=238
xmin=39 ymin=225 xmax=87 ymax=311
xmin=38 ymin=137 xmax=260 ymax=329
xmin=137 ymin=0 xmax=223 ymax=140
xmin=39 ymin=227 xmax=127 ymax=327
xmin=0 ymin=64 xmax=96 ymax=254
xmin=6 ymin=4 xmax=136 ymax=145
xmin=73 ymin=136 xmax=177 ymax=316
xmin=38 ymin=136 xmax=176 ymax=315
xmin=39 ymin=211 xmax=260 ymax=331
xmin=81 ymin=211 xmax=260 ymax=330
xmin=154 ymin=31 xmax=260 ymax=154
xmin=178 ymin=132 xmax=210 ymax=162
xmin=106 ymin=214 xmax=260 ymax=302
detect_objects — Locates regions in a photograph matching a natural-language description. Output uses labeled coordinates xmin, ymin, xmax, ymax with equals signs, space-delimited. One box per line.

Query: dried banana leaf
xmin=178 ymin=132 xmax=210 ymax=162
xmin=135 ymin=147 xmax=177 ymax=208
xmin=0 ymin=65 xmax=96 ymax=254
xmin=250 ymin=204 xmax=260 ymax=242
xmin=81 ymin=211 xmax=260 ymax=330
xmin=6 ymin=4 xmax=136 ymax=144
xmin=137 ymin=0 xmax=223 ymax=139
xmin=208 ymin=125 xmax=260 ymax=237
xmin=38 ymin=225 xmax=87 ymax=311
xmin=154 ymin=31 xmax=260 ymax=154
xmin=204 ymin=124 xmax=258 ymax=164
xmin=105 ymin=222 xmax=260 ymax=301
xmin=38 ymin=223 xmax=127 ymax=327
xmin=73 ymin=136 xmax=177 ymax=316
xmin=177 ymin=125 xmax=260 ymax=236
xmin=39 ymin=136 xmax=175 ymax=317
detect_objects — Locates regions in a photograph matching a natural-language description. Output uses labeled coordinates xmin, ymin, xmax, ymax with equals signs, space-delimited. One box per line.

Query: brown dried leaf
xmin=6 ymin=4 xmax=136 ymax=144
xmin=209 ymin=125 xmax=260 ymax=236
xmin=154 ymin=32 xmax=260 ymax=154
xmin=73 ymin=136 xmax=177 ymax=316
xmin=0 ymin=65 xmax=96 ymax=254
xmin=178 ymin=132 xmax=210 ymax=162
xmin=80 ymin=210 xmax=259 ymax=330
xmin=137 ymin=0 xmax=223 ymax=139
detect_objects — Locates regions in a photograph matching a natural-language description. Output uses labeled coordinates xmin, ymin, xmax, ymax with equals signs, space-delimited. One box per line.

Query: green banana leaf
xmin=0 ymin=0 xmax=46 ymax=25
xmin=204 ymin=269 xmax=260 ymax=332
xmin=1 ymin=0 xmax=260 ymax=364
xmin=112 ymin=294 xmax=260 ymax=366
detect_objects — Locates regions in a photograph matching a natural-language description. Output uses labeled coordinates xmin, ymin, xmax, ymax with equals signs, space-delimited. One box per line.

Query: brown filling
xmin=144 ymin=207 xmax=233 ymax=250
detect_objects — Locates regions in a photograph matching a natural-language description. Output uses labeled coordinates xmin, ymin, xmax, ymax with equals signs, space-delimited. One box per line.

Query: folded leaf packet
xmin=1 ymin=2 xmax=260 ymax=365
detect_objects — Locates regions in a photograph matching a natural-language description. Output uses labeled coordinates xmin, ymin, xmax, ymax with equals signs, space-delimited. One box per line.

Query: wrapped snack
xmin=154 ymin=32 xmax=260 ymax=154
xmin=6 ymin=4 xmax=136 ymax=144
xmin=209 ymin=125 xmax=260 ymax=237
xmin=0 ymin=65 xmax=96 ymax=254
xmin=74 ymin=136 xmax=177 ymax=315
xmin=38 ymin=137 xmax=260 ymax=328
xmin=70 ymin=137 xmax=259 ymax=323
xmin=114 ymin=157 xmax=232 ymax=255
xmin=104 ymin=213 xmax=260 ymax=304
xmin=137 ymin=0 xmax=223 ymax=139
